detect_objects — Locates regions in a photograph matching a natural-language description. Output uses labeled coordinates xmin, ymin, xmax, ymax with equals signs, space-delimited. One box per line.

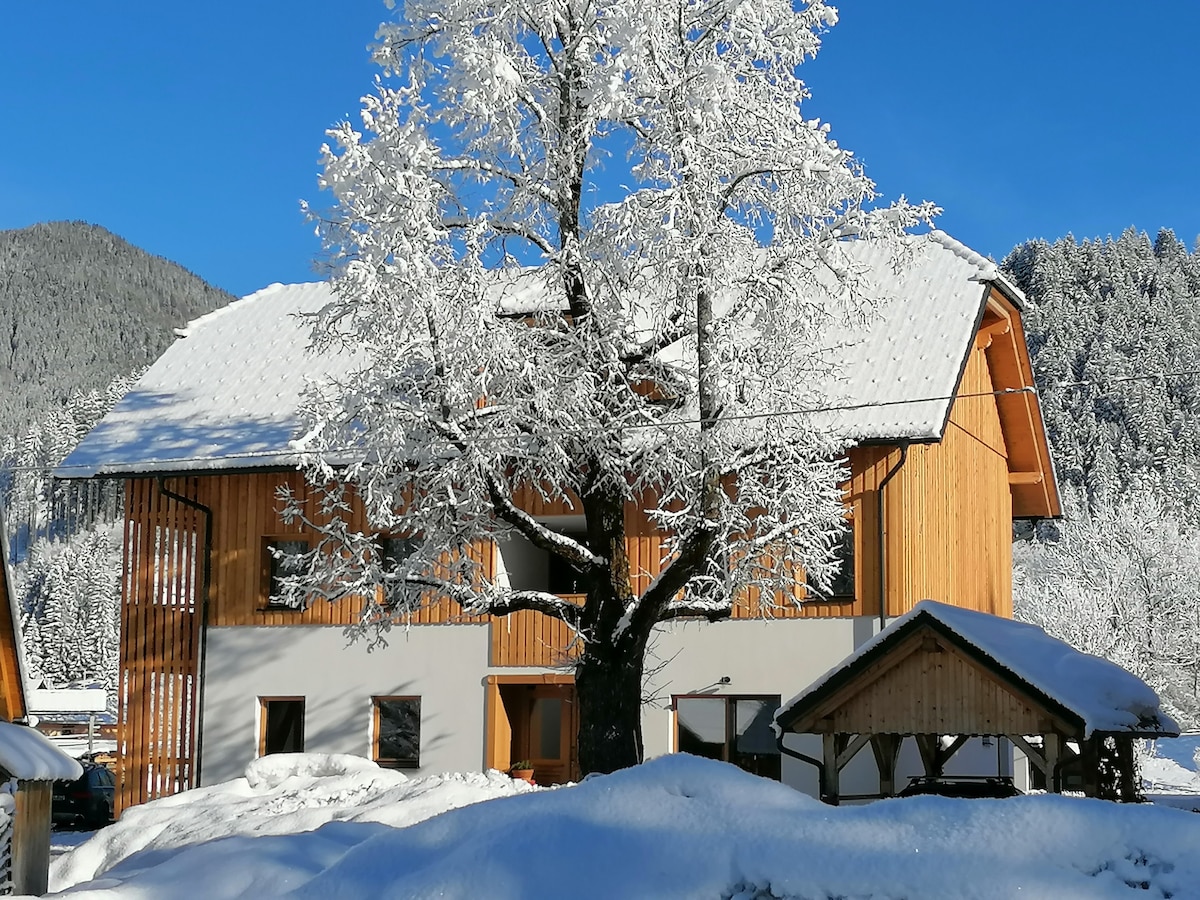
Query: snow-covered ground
xmin=1143 ymin=733 xmax=1200 ymax=813
xmin=47 ymin=750 xmax=1200 ymax=899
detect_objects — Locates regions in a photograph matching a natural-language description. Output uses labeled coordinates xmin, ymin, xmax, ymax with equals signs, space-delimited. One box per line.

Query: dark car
xmin=52 ymin=763 xmax=115 ymax=829
xmin=897 ymin=775 xmax=1021 ymax=799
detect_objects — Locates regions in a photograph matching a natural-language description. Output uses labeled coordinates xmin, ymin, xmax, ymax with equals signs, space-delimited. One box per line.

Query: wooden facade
xmin=0 ymin=509 xmax=27 ymax=723
xmin=113 ymin=292 xmax=1056 ymax=810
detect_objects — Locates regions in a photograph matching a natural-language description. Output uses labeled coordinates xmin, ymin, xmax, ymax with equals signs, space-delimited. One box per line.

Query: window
xmin=674 ymin=694 xmax=781 ymax=780
xmin=826 ymin=522 xmax=855 ymax=599
xmin=377 ymin=536 xmax=418 ymax=604
xmin=373 ymin=696 xmax=421 ymax=768
xmin=260 ymin=697 xmax=305 ymax=755
xmin=546 ymin=539 xmax=587 ymax=595
xmin=262 ymin=538 xmax=310 ymax=609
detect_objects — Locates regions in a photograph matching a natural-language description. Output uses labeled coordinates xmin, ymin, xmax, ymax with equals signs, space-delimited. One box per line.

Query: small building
xmin=0 ymin=507 xmax=84 ymax=895
xmin=775 ymin=599 xmax=1180 ymax=803
xmin=0 ymin=723 xmax=83 ymax=895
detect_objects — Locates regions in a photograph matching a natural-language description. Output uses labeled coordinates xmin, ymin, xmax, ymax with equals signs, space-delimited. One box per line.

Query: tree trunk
xmin=574 ymin=638 xmax=647 ymax=775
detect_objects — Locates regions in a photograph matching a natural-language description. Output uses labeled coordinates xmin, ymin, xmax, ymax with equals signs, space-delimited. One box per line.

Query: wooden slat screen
xmin=117 ymin=478 xmax=203 ymax=814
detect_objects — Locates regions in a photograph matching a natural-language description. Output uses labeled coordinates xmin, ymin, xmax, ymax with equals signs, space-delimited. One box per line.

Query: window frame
xmin=261 ymin=536 xmax=312 ymax=611
xmin=371 ymin=695 xmax=422 ymax=769
xmin=672 ymin=693 xmax=782 ymax=780
xmin=825 ymin=516 xmax=856 ymax=600
xmin=375 ymin=535 xmax=419 ymax=606
xmin=258 ymin=696 xmax=306 ymax=757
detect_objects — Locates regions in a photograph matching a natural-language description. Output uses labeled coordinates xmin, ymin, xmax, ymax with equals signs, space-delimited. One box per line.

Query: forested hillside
xmin=0 ymin=221 xmax=233 ymax=438
xmin=1004 ymin=229 xmax=1200 ymax=729
xmin=1003 ymin=229 xmax=1200 ymax=516
xmin=0 ymin=221 xmax=233 ymax=695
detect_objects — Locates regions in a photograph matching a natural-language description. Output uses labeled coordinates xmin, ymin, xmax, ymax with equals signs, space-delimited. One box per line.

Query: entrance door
xmin=500 ymin=682 xmax=579 ymax=785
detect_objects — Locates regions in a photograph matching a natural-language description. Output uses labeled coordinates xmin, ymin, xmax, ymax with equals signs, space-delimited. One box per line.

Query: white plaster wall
xmin=198 ymin=624 xmax=491 ymax=786
xmin=643 ymin=616 xmax=879 ymax=796
xmin=200 ymin=614 xmax=1014 ymax=800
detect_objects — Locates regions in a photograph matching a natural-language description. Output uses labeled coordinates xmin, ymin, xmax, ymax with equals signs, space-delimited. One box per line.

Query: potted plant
xmin=508 ymin=760 xmax=535 ymax=784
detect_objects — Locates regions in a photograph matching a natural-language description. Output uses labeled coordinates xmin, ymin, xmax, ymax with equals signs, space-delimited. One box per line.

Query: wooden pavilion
xmin=774 ymin=600 xmax=1179 ymax=804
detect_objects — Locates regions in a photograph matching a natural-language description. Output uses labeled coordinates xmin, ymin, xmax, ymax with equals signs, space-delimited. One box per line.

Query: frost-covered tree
xmin=15 ymin=525 xmax=122 ymax=696
xmin=297 ymin=0 xmax=936 ymax=773
xmin=1003 ymin=229 xmax=1200 ymax=518
xmin=1014 ymin=490 xmax=1200 ymax=731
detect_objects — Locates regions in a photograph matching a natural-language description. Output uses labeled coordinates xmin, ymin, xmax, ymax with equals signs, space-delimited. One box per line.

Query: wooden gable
xmin=975 ymin=286 xmax=1060 ymax=520
xmin=777 ymin=614 xmax=1084 ymax=740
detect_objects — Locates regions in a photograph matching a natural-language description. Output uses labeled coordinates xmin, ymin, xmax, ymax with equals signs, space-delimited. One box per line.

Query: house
xmin=58 ymin=231 xmax=1060 ymax=812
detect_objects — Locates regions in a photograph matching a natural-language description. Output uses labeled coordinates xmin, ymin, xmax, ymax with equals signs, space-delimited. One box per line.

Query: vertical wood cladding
xmin=882 ymin=335 xmax=1013 ymax=618
xmin=117 ymin=316 xmax=1020 ymax=799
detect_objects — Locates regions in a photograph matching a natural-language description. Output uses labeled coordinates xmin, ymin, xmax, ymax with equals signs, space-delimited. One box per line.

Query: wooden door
xmin=510 ymin=684 xmax=579 ymax=785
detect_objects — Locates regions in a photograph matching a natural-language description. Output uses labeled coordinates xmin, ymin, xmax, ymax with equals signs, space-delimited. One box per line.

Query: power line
xmin=36 ymin=385 xmax=1030 ymax=476
xmin=27 ymin=364 xmax=1200 ymax=477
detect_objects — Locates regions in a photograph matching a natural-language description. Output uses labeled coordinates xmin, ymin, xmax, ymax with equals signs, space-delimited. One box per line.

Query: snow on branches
xmin=296 ymin=0 xmax=936 ymax=770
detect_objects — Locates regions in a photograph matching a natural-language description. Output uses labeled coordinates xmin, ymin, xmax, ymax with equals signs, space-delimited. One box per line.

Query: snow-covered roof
xmin=804 ymin=230 xmax=1000 ymax=442
xmin=776 ymin=600 xmax=1180 ymax=739
xmin=58 ymin=282 xmax=361 ymax=477
xmin=0 ymin=721 xmax=84 ymax=781
xmin=59 ymin=232 xmax=1010 ymax=477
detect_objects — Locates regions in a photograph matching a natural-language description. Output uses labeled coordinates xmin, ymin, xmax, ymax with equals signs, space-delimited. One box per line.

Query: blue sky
xmin=2 ymin=2 xmax=1197 ymax=297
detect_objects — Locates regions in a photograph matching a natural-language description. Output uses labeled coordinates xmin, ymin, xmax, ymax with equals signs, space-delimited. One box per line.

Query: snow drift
xmin=52 ymin=754 xmax=1200 ymax=899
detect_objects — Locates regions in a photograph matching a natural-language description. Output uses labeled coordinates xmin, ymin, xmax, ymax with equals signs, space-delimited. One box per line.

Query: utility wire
xmin=30 ymin=365 xmax=1200 ymax=476
xmin=40 ymin=386 xmax=1029 ymax=475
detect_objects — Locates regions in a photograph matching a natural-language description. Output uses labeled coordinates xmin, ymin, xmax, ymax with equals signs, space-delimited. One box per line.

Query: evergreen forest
xmin=0 ymin=221 xmax=230 ymax=696
xmin=1004 ymin=228 xmax=1200 ymax=729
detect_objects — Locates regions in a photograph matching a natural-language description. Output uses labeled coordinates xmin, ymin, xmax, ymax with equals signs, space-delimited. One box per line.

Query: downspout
xmin=875 ymin=442 xmax=910 ymax=632
xmin=157 ymin=477 xmax=213 ymax=789
xmin=775 ymin=731 xmax=824 ymax=783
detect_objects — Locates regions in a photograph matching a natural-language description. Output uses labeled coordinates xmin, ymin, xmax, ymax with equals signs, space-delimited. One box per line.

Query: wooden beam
xmin=936 ymin=735 xmax=971 ymax=770
xmin=1007 ymin=734 xmax=1048 ymax=776
xmin=1007 ymin=471 xmax=1044 ymax=485
xmin=836 ymin=733 xmax=872 ymax=771
xmin=1044 ymin=733 xmax=1061 ymax=793
xmin=870 ymin=735 xmax=902 ymax=797
xmin=915 ymin=734 xmax=941 ymax=776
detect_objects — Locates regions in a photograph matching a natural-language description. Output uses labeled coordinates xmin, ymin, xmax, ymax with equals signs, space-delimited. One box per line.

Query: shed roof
xmin=0 ymin=722 xmax=83 ymax=781
xmin=775 ymin=600 xmax=1180 ymax=739
xmin=57 ymin=232 xmax=1048 ymax=484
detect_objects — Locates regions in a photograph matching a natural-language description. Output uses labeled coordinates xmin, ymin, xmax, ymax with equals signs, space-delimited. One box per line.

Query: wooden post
xmin=1043 ymin=733 xmax=1061 ymax=793
xmin=12 ymin=781 xmax=52 ymax=897
xmin=870 ymin=735 xmax=902 ymax=797
xmin=821 ymin=733 xmax=840 ymax=805
xmin=915 ymin=734 xmax=941 ymax=776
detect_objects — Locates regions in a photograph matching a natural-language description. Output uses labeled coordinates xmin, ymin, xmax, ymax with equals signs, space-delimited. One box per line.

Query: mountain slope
xmin=0 ymin=221 xmax=235 ymax=437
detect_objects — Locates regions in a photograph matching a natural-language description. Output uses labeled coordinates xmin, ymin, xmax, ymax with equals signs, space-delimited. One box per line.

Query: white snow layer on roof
xmin=59 ymin=233 xmax=999 ymax=477
xmin=58 ymin=282 xmax=360 ymax=477
xmin=51 ymin=753 xmax=1200 ymax=899
xmin=0 ymin=721 xmax=83 ymax=781
xmin=777 ymin=599 xmax=1180 ymax=738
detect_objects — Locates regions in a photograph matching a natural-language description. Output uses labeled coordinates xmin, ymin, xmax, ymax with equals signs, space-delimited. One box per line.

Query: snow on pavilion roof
xmin=776 ymin=599 xmax=1181 ymax=739
xmin=58 ymin=231 xmax=1010 ymax=478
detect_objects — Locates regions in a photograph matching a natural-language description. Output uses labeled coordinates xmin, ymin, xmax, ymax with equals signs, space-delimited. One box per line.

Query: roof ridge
xmin=174 ymin=282 xmax=329 ymax=338
xmin=926 ymin=230 xmax=999 ymax=282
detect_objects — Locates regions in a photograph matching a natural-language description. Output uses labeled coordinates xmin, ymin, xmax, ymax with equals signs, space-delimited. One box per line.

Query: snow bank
xmin=50 ymin=753 xmax=534 ymax=892
xmin=52 ymin=755 xmax=1200 ymax=899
